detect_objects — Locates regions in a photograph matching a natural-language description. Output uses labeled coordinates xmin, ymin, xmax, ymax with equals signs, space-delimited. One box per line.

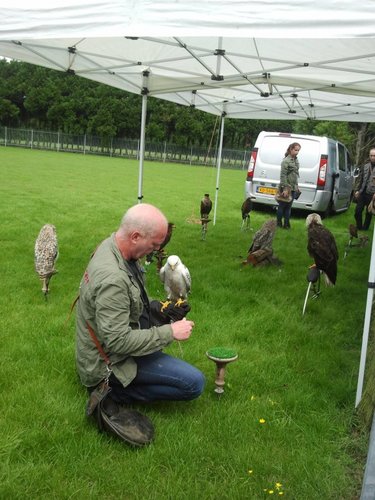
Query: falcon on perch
xmin=34 ymin=223 xmax=59 ymax=297
xmin=159 ymin=255 xmax=191 ymax=303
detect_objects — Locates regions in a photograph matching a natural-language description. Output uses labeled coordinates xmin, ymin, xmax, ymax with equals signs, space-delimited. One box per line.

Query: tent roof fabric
xmin=2 ymin=0 xmax=375 ymax=38
xmin=1 ymin=2 xmax=375 ymax=122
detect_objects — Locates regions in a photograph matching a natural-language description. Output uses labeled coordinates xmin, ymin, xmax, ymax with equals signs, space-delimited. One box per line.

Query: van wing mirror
xmin=353 ymin=167 xmax=360 ymax=177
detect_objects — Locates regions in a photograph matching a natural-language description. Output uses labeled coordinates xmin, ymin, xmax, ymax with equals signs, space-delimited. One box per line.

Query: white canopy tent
xmin=0 ymin=0 xmax=375 ymax=406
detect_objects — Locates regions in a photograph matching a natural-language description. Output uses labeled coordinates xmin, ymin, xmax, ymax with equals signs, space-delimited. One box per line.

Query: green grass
xmin=0 ymin=146 xmax=372 ymax=499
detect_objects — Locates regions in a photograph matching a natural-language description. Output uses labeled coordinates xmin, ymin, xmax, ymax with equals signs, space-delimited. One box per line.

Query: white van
xmin=245 ymin=131 xmax=354 ymax=215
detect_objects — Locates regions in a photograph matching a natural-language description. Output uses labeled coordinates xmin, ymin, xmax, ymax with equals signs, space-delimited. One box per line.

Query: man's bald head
xmin=116 ymin=204 xmax=168 ymax=260
xmin=119 ymin=203 xmax=168 ymax=238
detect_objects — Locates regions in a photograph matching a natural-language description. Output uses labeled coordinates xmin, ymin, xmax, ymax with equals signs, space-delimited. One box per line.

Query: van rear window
xmin=258 ymin=137 xmax=321 ymax=169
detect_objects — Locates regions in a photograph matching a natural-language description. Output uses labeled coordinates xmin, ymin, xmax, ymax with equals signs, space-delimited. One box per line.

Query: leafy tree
xmin=47 ymin=100 xmax=82 ymax=134
xmin=114 ymin=96 xmax=141 ymax=138
xmin=174 ymin=107 xmax=209 ymax=147
xmin=146 ymin=122 xmax=165 ymax=142
xmin=87 ymin=107 xmax=117 ymax=138
xmin=0 ymin=98 xmax=19 ymax=125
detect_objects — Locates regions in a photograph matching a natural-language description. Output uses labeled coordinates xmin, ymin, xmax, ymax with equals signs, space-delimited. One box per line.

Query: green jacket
xmin=75 ymin=233 xmax=173 ymax=388
xmin=280 ymin=155 xmax=300 ymax=191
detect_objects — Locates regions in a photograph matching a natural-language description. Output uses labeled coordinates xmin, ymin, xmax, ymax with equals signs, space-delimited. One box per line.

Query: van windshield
xmin=259 ymin=137 xmax=321 ymax=169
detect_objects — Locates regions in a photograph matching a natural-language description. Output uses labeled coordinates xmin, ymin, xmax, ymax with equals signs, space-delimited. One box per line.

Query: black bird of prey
xmin=306 ymin=213 xmax=339 ymax=286
xmin=241 ymin=197 xmax=253 ymax=230
xmin=200 ymin=193 xmax=212 ymax=240
xmin=34 ymin=223 xmax=59 ymax=297
xmin=145 ymin=222 xmax=175 ymax=271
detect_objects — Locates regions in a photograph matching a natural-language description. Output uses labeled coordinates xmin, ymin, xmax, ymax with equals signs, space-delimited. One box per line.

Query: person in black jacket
xmin=354 ymin=148 xmax=375 ymax=230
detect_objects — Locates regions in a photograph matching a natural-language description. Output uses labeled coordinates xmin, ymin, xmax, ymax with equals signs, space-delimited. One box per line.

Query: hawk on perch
xmin=200 ymin=193 xmax=212 ymax=240
xmin=241 ymin=197 xmax=253 ymax=230
xmin=200 ymin=193 xmax=212 ymax=220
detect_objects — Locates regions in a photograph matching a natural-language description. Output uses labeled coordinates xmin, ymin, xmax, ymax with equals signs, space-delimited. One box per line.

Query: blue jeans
xmin=108 ymin=351 xmax=206 ymax=404
xmin=277 ymin=191 xmax=296 ymax=226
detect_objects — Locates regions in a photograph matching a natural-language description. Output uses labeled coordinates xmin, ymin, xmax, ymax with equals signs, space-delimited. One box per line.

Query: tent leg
xmin=137 ymin=93 xmax=147 ymax=203
xmin=138 ymin=72 xmax=149 ymax=203
xmin=355 ymin=223 xmax=375 ymax=407
xmin=213 ymin=112 xmax=225 ymax=226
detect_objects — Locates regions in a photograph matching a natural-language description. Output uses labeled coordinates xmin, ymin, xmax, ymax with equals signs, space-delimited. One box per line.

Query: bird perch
xmin=206 ymin=347 xmax=238 ymax=394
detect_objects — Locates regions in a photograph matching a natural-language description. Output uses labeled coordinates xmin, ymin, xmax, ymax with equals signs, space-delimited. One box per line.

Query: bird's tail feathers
xmin=323 ymin=273 xmax=334 ymax=287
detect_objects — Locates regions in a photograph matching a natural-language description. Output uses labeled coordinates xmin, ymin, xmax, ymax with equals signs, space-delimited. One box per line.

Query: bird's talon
xmin=174 ymin=298 xmax=186 ymax=307
xmin=160 ymin=300 xmax=172 ymax=312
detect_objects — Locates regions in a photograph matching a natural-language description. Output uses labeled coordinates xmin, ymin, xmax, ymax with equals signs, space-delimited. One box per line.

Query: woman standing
xmin=277 ymin=142 xmax=301 ymax=229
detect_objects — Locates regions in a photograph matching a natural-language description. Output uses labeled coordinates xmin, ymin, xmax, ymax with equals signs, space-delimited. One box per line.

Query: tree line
xmin=0 ymin=59 xmax=374 ymax=164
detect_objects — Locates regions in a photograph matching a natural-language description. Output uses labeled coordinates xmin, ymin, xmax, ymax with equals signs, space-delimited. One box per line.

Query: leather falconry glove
xmin=150 ymin=299 xmax=191 ymax=325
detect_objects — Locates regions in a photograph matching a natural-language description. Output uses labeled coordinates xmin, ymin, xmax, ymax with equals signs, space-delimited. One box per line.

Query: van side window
xmin=338 ymin=144 xmax=346 ymax=172
xmin=346 ymin=151 xmax=353 ymax=173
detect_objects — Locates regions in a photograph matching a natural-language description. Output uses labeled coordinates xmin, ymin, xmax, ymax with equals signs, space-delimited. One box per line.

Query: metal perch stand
xmin=302 ymin=268 xmax=322 ymax=316
xmin=206 ymin=347 xmax=238 ymax=394
xmin=201 ymin=218 xmax=211 ymax=240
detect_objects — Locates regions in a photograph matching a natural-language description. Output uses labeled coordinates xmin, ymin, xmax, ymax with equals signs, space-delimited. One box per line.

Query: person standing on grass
xmin=276 ymin=142 xmax=301 ymax=229
xmin=75 ymin=203 xmax=205 ymax=445
xmin=354 ymin=148 xmax=375 ymax=231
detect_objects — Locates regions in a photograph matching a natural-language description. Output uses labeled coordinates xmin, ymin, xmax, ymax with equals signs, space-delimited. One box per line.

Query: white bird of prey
xmin=159 ymin=255 xmax=191 ymax=303
xmin=34 ymin=223 xmax=59 ymax=297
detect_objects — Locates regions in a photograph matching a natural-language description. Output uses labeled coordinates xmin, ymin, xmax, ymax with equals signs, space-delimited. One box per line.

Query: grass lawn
xmin=0 ymin=146 xmax=372 ymax=499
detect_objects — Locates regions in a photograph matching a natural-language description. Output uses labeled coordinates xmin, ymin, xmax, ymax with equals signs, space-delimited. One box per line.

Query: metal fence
xmin=0 ymin=126 xmax=249 ymax=170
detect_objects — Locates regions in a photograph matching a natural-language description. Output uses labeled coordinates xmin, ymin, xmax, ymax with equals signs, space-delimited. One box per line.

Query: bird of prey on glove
xmin=159 ymin=254 xmax=191 ymax=304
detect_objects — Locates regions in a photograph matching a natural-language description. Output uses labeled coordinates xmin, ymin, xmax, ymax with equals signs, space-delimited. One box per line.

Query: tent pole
xmin=138 ymin=94 xmax=147 ymax=203
xmin=355 ymin=222 xmax=375 ymax=407
xmin=138 ymin=71 xmax=149 ymax=203
xmin=213 ymin=111 xmax=225 ymax=226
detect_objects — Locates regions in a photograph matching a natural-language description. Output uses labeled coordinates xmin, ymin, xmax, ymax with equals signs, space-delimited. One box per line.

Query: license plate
xmin=256 ymin=186 xmax=277 ymax=195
